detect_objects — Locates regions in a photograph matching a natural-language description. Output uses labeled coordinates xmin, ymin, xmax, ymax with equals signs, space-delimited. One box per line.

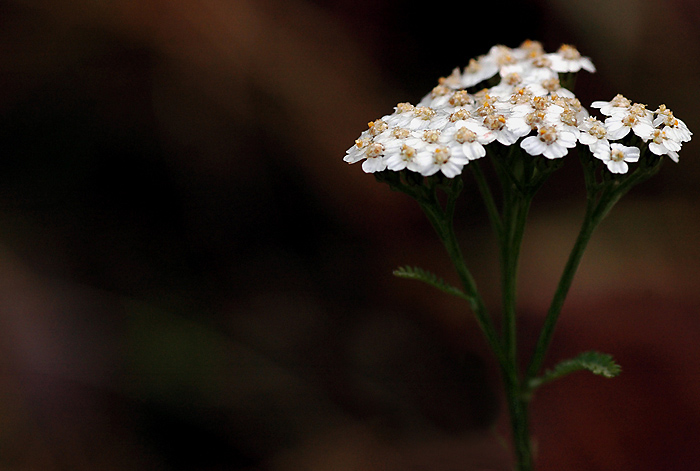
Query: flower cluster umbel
xmin=345 ymin=41 xmax=691 ymax=177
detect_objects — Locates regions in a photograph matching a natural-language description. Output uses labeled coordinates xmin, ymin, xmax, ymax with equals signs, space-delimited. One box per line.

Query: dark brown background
xmin=1 ymin=0 xmax=699 ymax=469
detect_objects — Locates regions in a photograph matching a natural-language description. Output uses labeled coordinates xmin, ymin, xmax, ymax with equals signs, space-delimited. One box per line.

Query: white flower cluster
xmin=345 ymin=41 xmax=691 ymax=177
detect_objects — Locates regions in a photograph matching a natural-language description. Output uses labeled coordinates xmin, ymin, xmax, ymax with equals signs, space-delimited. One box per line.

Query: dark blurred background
xmin=1 ymin=0 xmax=699 ymax=470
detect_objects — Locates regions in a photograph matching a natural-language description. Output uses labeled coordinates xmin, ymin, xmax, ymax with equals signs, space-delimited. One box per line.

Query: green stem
xmin=488 ymin=146 xmax=539 ymax=471
xmin=505 ymin=374 xmax=533 ymax=471
xmin=526 ymin=151 xmax=663 ymax=382
xmin=525 ymin=198 xmax=595 ymax=381
xmin=525 ymin=179 xmax=629 ymax=382
xmin=471 ymin=161 xmax=503 ymax=239
xmin=500 ymin=194 xmax=532 ymax=371
xmin=418 ymin=194 xmax=505 ymax=365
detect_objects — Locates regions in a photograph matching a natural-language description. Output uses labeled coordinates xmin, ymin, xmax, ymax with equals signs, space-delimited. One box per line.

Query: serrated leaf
xmin=393 ymin=266 xmax=470 ymax=300
xmin=529 ymin=351 xmax=621 ymax=390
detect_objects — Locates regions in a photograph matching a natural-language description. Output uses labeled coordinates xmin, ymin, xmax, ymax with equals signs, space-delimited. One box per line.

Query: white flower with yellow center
xmin=545 ymin=44 xmax=596 ymax=73
xmin=385 ymin=140 xmax=430 ymax=173
xmin=441 ymin=118 xmax=496 ymax=160
xmin=482 ymin=112 xmax=518 ymax=145
xmin=506 ymin=96 xmax=563 ymax=137
xmin=546 ymin=105 xmax=581 ymax=138
xmin=516 ymin=39 xmax=545 ymax=60
xmin=534 ymin=77 xmax=576 ymax=98
xmin=520 ymin=125 xmax=577 ymax=159
xmin=594 ymin=143 xmax=640 ymax=174
xmin=604 ymin=104 xmax=654 ymax=140
xmin=578 ymin=117 xmax=611 ymax=154
xmin=375 ymin=127 xmax=423 ymax=172
xmin=653 ymin=105 xmax=692 ymax=143
xmin=590 ymin=94 xmax=632 ymax=116
xmin=460 ymin=46 xmax=506 ymax=88
xmin=344 ymin=132 xmax=372 ymax=164
xmin=417 ymin=144 xmax=469 ymax=178
xmin=344 ymin=133 xmax=388 ymax=173
xmin=647 ymin=128 xmax=681 ymax=162
xmin=419 ymin=84 xmax=453 ymax=108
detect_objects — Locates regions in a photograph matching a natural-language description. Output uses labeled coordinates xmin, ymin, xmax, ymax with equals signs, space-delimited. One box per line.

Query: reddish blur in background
xmin=1 ymin=0 xmax=699 ymax=470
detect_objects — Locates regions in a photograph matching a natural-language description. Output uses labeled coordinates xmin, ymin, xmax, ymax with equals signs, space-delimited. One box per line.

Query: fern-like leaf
xmin=393 ymin=266 xmax=470 ymax=300
xmin=529 ymin=351 xmax=621 ymax=390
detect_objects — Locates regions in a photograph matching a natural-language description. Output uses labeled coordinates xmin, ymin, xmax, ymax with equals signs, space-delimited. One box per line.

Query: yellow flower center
xmin=610 ymin=149 xmax=625 ymax=162
xmin=455 ymin=127 xmax=478 ymax=144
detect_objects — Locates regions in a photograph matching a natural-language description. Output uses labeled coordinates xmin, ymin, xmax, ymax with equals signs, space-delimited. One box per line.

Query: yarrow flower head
xmin=345 ymin=41 xmax=691 ymax=178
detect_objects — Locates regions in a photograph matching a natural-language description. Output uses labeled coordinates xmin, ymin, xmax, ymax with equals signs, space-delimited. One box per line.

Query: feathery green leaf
xmin=393 ymin=266 xmax=470 ymax=300
xmin=529 ymin=351 xmax=621 ymax=391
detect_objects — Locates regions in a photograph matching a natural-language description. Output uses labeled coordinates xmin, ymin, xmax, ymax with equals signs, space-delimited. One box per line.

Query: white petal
xmin=420 ymin=163 xmax=440 ymax=177
xmin=632 ymin=122 xmax=654 ymax=140
xmin=607 ymin=126 xmax=630 ymax=140
xmin=578 ymin=133 xmax=597 ymax=145
xmin=520 ymin=136 xmax=546 ymax=156
xmin=362 ymin=157 xmax=387 ymax=173
xmin=580 ymin=57 xmax=596 ymax=73
xmin=589 ymin=140 xmax=610 ymax=155
xmin=496 ymin=129 xmax=519 ymax=145
xmin=385 ymin=154 xmax=407 ymax=171
xmin=543 ymin=142 xmax=568 ymax=159
xmin=663 ymin=137 xmax=682 ymax=152
xmin=441 ymin=162 xmax=464 ymax=178
xmin=607 ymin=160 xmax=628 ymax=174
xmin=558 ymin=131 xmax=578 ymax=147
xmin=623 ymin=148 xmax=640 ymax=162
xmin=463 ymin=143 xmax=486 ymax=160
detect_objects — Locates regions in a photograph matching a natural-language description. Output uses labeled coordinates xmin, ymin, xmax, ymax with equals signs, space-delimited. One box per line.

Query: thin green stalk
xmin=471 ymin=161 xmax=503 ymax=239
xmin=526 ymin=153 xmax=663 ymax=382
xmin=487 ymin=147 xmax=539 ymax=471
xmin=525 ymin=197 xmax=599 ymax=381
xmin=500 ymin=195 xmax=531 ymax=370
xmin=505 ymin=374 xmax=533 ymax=471
xmin=418 ymin=195 xmax=505 ymax=365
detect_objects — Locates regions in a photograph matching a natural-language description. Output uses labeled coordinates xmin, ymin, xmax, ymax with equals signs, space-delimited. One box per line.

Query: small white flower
xmin=520 ymin=125 xmax=577 ymax=159
xmin=515 ymin=39 xmax=546 ymax=60
xmin=441 ymin=118 xmax=496 ymax=160
xmin=594 ymin=143 xmax=640 ymax=174
xmin=546 ymin=105 xmax=581 ymax=139
xmin=525 ymin=76 xmax=576 ymax=98
xmin=604 ymin=104 xmax=654 ymax=140
xmin=507 ymin=109 xmax=546 ymax=137
xmin=344 ymin=120 xmax=393 ymax=173
xmin=590 ymin=94 xmax=632 ymax=116
xmin=344 ymin=137 xmax=387 ymax=173
xmin=345 ymin=132 xmax=371 ymax=164
xmin=507 ymin=96 xmax=563 ymax=137
xmin=653 ymin=104 xmax=692 ymax=143
xmin=384 ymin=102 xmax=416 ymax=128
xmin=578 ymin=117 xmax=611 ymax=154
xmin=647 ymin=128 xmax=681 ymax=162
xmin=409 ymin=106 xmax=440 ymax=130
xmin=545 ymin=44 xmax=596 ymax=73
xmin=418 ymin=144 xmax=468 ymax=178
xmin=482 ymin=112 xmax=518 ymax=145
xmin=386 ymin=103 xmax=449 ymax=131
xmin=460 ymin=48 xmax=503 ymax=88
xmin=361 ymin=144 xmax=388 ymax=172
xmin=419 ymin=84 xmax=453 ymax=108
xmin=385 ymin=140 xmax=430 ymax=172
xmin=440 ymin=67 xmax=463 ymax=90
